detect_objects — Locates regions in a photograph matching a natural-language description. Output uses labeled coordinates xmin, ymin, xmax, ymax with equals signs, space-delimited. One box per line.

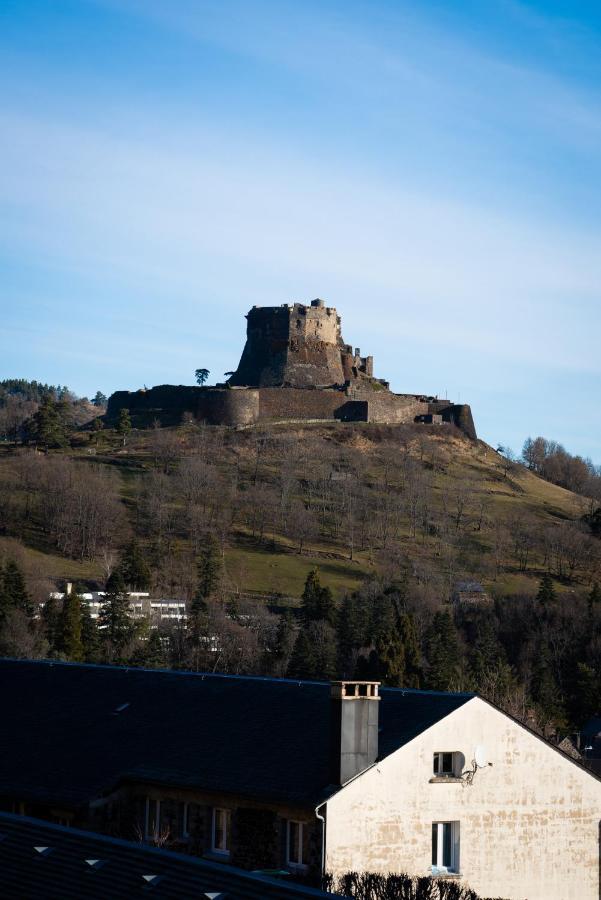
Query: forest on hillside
xmin=0 ymin=406 xmax=599 ymax=739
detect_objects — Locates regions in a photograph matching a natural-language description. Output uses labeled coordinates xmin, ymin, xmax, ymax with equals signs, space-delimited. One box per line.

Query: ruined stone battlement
xmin=106 ymin=299 xmax=476 ymax=439
xmin=229 ymin=299 xmax=374 ymax=389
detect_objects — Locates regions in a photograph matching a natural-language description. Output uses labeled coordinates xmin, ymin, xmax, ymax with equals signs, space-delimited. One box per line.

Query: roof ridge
xmin=0 ymin=659 xmax=475 ymax=697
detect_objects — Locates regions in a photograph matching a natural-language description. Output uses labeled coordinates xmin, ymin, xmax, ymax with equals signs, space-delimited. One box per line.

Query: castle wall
xmin=257 ymin=387 xmax=348 ymax=421
xmin=106 ymin=386 xmax=260 ymax=427
xmin=106 ymin=385 xmax=475 ymax=437
xmin=429 ymin=401 xmax=477 ymax=440
xmin=362 ymin=394 xmax=428 ymax=424
xmin=197 ymin=389 xmax=259 ymax=426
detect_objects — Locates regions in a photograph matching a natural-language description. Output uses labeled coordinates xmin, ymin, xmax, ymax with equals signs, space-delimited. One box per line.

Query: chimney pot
xmin=330 ymin=681 xmax=380 ymax=785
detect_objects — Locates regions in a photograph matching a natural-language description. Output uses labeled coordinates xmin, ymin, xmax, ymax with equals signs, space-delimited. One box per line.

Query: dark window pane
xmin=443 ymin=823 xmax=452 ymax=867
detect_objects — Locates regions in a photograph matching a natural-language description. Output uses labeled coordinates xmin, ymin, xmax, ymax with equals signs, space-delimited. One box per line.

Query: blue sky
xmin=1 ymin=0 xmax=600 ymax=459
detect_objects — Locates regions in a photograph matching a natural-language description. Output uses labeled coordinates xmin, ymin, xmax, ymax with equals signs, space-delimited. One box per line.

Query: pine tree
xmin=42 ymin=595 xmax=62 ymax=653
xmin=336 ymin=593 xmax=368 ymax=678
xmin=301 ymin=569 xmax=336 ymax=625
xmin=425 ymin=610 xmax=462 ymax=691
xmin=537 ymin=572 xmax=556 ymax=606
xmin=120 ymin=540 xmax=151 ymax=591
xmin=469 ymin=617 xmax=505 ymax=684
xmin=397 ymin=611 xmax=422 ymax=688
xmin=374 ymin=630 xmax=406 ymax=687
xmin=131 ymin=630 xmax=165 ymax=668
xmin=98 ymin=573 xmax=133 ymax=659
xmin=117 ymin=408 xmax=132 ymax=446
xmin=531 ymin=641 xmax=565 ymax=728
xmin=266 ymin=611 xmax=296 ymax=676
xmin=193 ymin=537 xmax=222 ymax=615
xmin=570 ymin=663 xmax=599 ymax=726
xmin=0 ymin=559 xmax=32 ymax=619
xmin=29 ymin=396 xmax=69 ymax=448
xmin=58 ymin=588 xmax=84 ymax=661
xmin=288 ymin=622 xmax=337 ymax=680
xmin=588 ymin=582 xmax=601 ymax=614
xmin=80 ymin=600 xmax=101 ymax=663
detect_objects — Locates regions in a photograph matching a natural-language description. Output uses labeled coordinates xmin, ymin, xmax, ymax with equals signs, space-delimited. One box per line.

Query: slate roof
xmin=0 ymin=660 xmax=474 ymax=809
xmin=0 ymin=812 xmax=339 ymax=899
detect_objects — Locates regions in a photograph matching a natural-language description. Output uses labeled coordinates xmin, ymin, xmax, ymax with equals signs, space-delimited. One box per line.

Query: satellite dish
xmin=474 ymin=745 xmax=488 ymax=768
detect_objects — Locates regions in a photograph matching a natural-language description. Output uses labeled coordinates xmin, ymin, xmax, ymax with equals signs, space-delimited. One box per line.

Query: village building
xmin=0 ymin=660 xmax=599 ymax=900
xmin=48 ymin=583 xmax=186 ymax=624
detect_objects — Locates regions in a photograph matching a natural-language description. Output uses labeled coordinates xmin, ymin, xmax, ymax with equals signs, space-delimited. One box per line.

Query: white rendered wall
xmin=324 ymin=697 xmax=601 ymax=900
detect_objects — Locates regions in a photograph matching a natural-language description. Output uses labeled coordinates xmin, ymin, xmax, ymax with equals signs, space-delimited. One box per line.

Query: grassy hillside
xmin=0 ymin=420 xmax=596 ymax=604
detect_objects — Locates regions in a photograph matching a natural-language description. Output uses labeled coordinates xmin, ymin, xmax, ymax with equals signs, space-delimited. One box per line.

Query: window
xmin=179 ymin=802 xmax=190 ymax=839
xmin=286 ymin=820 xmax=306 ymax=869
xmin=433 ymin=752 xmax=461 ymax=777
xmin=211 ymin=808 xmax=230 ymax=855
xmin=144 ymin=798 xmax=161 ymax=841
xmin=431 ymin=821 xmax=459 ymax=873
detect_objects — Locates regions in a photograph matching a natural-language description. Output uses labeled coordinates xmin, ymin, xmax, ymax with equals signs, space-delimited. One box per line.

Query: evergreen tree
xmin=117 ymin=408 xmax=132 ymax=445
xmin=374 ymin=629 xmax=406 ymax=687
xmin=131 ymin=629 xmax=166 ymax=668
xmin=537 ymin=572 xmax=556 ymax=606
xmin=397 ymin=610 xmax=422 ymax=688
xmin=0 ymin=559 xmax=32 ymax=620
xmin=41 ymin=595 xmax=62 ymax=653
xmin=469 ymin=617 xmax=505 ymax=683
xmin=29 ymin=396 xmax=69 ymax=448
xmin=193 ymin=537 xmax=222 ymax=615
xmin=425 ymin=609 xmax=462 ymax=691
xmin=80 ymin=600 xmax=101 ymax=663
xmin=570 ymin=663 xmax=599 ymax=726
xmin=58 ymin=588 xmax=84 ymax=661
xmin=531 ymin=640 xmax=565 ymax=728
xmin=119 ymin=540 xmax=152 ymax=591
xmin=266 ymin=611 xmax=296 ymax=676
xmin=301 ymin=569 xmax=336 ymax=625
xmin=288 ymin=621 xmax=337 ymax=680
xmin=92 ymin=391 xmax=107 ymax=407
xmin=98 ymin=573 xmax=133 ymax=659
xmin=588 ymin=582 xmax=601 ymax=614
xmin=336 ymin=593 xmax=368 ymax=678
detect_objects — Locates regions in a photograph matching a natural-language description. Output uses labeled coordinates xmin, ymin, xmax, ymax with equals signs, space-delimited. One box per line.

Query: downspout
xmin=315 ymin=802 xmax=326 ymax=883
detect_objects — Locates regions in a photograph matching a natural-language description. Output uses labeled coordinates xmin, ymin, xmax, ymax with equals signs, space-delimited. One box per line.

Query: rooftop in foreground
xmin=0 ymin=812 xmax=338 ymax=899
xmin=0 ymin=659 xmax=474 ymax=809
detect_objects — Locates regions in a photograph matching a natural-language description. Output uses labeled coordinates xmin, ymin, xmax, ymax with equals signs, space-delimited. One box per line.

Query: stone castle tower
xmin=106 ymin=298 xmax=476 ymax=439
xmin=229 ymin=299 xmax=376 ymax=389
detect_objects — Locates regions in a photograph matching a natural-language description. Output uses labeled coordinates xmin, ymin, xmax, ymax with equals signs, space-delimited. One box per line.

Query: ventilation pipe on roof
xmin=330 ymin=681 xmax=380 ymax=785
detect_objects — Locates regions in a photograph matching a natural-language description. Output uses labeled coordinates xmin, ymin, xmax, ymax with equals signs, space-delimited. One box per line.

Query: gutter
xmin=314 ymin=802 xmax=326 ymax=880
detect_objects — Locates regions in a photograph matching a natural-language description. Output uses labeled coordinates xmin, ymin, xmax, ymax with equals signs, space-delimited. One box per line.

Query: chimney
xmin=330 ymin=681 xmax=380 ymax=785
xmin=65 ymin=582 xmax=73 ymax=596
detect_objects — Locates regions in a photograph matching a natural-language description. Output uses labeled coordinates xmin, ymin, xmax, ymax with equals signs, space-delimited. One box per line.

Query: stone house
xmin=0 ymin=660 xmax=599 ymax=899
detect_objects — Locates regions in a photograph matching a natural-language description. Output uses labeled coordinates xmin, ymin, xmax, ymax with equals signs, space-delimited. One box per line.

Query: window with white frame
xmin=211 ymin=808 xmax=230 ymax=855
xmin=433 ymin=752 xmax=460 ymax=777
xmin=144 ymin=798 xmax=161 ymax=841
xmin=431 ymin=821 xmax=459 ymax=873
xmin=286 ymin=820 xmax=306 ymax=869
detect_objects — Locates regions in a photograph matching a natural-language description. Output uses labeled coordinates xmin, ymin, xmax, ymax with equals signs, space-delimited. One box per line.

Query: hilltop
xmin=0 ymin=419 xmax=596 ymax=603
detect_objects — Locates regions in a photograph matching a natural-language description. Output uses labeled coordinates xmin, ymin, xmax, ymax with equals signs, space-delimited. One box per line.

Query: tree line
xmin=1 ymin=542 xmax=598 ymax=737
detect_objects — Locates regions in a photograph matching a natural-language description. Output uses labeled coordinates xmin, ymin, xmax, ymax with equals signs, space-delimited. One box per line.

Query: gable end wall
xmin=323 ymin=697 xmax=601 ymax=900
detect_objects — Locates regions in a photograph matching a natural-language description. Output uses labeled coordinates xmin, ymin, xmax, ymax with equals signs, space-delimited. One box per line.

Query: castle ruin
xmin=107 ymin=299 xmax=476 ymax=438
